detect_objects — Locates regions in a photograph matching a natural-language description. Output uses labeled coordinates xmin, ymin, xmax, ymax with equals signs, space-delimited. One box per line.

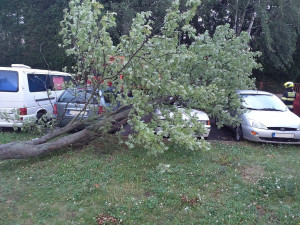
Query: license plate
xmin=68 ymin=110 xmax=87 ymax=116
xmin=272 ymin=133 xmax=294 ymax=138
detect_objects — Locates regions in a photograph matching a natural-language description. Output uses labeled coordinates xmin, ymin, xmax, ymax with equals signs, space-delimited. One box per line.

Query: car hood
xmin=243 ymin=110 xmax=300 ymax=128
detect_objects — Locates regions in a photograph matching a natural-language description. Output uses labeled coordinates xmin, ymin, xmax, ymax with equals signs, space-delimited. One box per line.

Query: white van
xmin=0 ymin=64 xmax=72 ymax=128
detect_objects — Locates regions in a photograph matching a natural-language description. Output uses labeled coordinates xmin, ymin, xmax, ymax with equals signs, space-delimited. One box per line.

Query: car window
xmin=241 ymin=94 xmax=287 ymax=111
xmin=0 ymin=70 xmax=18 ymax=92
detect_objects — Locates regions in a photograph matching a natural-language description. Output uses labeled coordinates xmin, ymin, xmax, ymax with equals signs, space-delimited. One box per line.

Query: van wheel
xmin=36 ymin=112 xmax=47 ymax=125
xmin=235 ymin=125 xmax=243 ymax=141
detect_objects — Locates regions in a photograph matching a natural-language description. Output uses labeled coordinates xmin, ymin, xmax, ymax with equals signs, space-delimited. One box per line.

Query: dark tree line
xmin=0 ymin=0 xmax=74 ymax=70
xmin=0 ymin=0 xmax=299 ymax=81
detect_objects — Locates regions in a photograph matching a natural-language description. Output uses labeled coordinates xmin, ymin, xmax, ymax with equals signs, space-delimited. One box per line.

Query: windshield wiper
xmin=259 ymin=108 xmax=283 ymax=111
xmin=246 ymin=107 xmax=259 ymax=110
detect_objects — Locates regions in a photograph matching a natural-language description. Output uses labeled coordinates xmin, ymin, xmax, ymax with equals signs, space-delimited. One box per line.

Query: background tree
xmin=194 ymin=0 xmax=300 ymax=82
xmin=0 ymin=0 xmax=260 ymax=160
xmin=98 ymin=0 xmax=172 ymax=44
xmin=0 ymin=0 xmax=74 ymax=70
xmin=0 ymin=0 xmax=25 ymax=66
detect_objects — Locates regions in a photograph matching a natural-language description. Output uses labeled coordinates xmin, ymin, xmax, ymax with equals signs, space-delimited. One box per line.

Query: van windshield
xmin=0 ymin=70 xmax=18 ymax=92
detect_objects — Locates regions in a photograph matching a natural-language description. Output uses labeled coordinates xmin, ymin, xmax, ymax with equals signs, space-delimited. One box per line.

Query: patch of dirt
xmin=206 ymin=122 xmax=235 ymax=141
xmin=240 ymin=165 xmax=265 ymax=184
xmin=256 ymin=205 xmax=266 ymax=216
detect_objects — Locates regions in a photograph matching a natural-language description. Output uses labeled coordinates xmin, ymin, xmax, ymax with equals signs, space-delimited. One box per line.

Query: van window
xmin=28 ymin=74 xmax=72 ymax=92
xmin=0 ymin=70 xmax=19 ymax=92
xmin=28 ymin=74 xmax=52 ymax=92
xmin=52 ymin=76 xmax=64 ymax=90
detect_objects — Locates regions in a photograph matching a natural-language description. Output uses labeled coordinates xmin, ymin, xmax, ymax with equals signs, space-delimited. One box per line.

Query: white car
xmin=234 ymin=90 xmax=300 ymax=144
xmin=155 ymin=107 xmax=211 ymax=138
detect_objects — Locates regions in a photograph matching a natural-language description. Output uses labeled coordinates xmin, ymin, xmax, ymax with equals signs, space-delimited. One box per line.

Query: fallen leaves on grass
xmin=181 ymin=195 xmax=199 ymax=206
xmin=96 ymin=213 xmax=121 ymax=225
xmin=256 ymin=205 xmax=266 ymax=216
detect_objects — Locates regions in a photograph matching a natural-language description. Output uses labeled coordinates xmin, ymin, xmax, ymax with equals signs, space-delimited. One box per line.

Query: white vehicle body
xmin=155 ymin=107 xmax=211 ymax=138
xmin=0 ymin=64 xmax=72 ymax=128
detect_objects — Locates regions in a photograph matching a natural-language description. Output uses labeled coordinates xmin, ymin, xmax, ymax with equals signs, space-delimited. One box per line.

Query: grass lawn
xmin=0 ymin=131 xmax=299 ymax=224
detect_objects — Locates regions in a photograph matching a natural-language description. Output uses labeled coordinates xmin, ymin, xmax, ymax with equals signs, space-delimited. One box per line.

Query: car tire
xmin=235 ymin=125 xmax=243 ymax=141
xmin=36 ymin=112 xmax=47 ymax=125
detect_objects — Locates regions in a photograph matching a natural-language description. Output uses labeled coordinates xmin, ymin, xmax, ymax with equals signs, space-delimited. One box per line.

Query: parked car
xmin=54 ymin=87 xmax=119 ymax=128
xmin=155 ymin=103 xmax=211 ymax=138
xmin=293 ymin=94 xmax=300 ymax=117
xmin=233 ymin=90 xmax=300 ymax=144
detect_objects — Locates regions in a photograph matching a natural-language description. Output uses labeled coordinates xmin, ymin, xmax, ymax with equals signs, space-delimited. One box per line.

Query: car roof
xmin=237 ymin=90 xmax=273 ymax=95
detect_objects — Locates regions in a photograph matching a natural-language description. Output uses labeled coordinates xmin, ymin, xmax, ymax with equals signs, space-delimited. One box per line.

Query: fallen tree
xmin=0 ymin=0 xmax=260 ymax=160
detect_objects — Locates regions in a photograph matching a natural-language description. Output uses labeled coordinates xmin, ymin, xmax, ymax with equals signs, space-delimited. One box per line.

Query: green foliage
xmin=60 ymin=0 xmax=260 ymax=154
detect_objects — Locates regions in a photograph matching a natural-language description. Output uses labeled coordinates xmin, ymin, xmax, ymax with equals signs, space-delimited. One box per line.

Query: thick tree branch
xmin=0 ymin=107 xmax=132 ymax=160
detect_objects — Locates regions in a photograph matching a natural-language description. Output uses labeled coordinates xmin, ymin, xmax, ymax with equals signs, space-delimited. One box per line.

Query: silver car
xmin=54 ymin=87 xmax=118 ymax=128
xmin=234 ymin=90 xmax=300 ymax=144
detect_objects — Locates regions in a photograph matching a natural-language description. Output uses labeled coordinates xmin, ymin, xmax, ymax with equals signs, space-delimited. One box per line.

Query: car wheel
xmin=235 ymin=125 xmax=243 ymax=141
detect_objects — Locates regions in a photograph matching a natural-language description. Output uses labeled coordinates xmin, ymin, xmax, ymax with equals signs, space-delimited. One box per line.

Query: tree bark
xmin=247 ymin=12 xmax=256 ymax=35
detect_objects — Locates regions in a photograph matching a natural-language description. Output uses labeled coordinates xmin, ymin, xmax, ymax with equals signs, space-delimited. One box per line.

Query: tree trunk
xmin=0 ymin=107 xmax=131 ymax=160
xmin=247 ymin=12 xmax=256 ymax=35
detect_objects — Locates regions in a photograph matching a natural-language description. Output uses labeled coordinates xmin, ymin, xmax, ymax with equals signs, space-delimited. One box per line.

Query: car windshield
xmin=240 ymin=94 xmax=287 ymax=111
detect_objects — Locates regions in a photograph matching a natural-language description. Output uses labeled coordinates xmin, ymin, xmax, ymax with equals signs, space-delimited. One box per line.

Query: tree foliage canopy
xmin=59 ymin=0 xmax=259 ymax=153
xmin=0 ymin=0 xmax=260 ymax=160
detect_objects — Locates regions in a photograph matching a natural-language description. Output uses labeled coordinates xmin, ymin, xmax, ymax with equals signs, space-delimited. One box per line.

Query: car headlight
xmin=249 ymin=120 xmax=267 ymax=129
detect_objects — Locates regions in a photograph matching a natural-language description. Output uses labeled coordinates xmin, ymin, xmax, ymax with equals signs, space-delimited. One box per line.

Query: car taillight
xmin=19 ymin=108 xmax=27 ymax=115
xmin=98 ymin=106 xmax=105 ymax=114
xmin=206 ymin=120 xmax=211 ymax=125
xmin=53 ymin=104 xmax=57 ymax=115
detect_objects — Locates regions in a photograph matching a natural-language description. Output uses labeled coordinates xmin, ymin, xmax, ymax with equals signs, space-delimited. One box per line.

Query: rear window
xmin=0 ymin=70 xmax=19 ymax=92
xmin=58 ymin=89 xmax=100 ymax=104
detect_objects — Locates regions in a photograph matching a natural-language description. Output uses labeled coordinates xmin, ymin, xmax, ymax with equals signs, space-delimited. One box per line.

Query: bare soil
xmin=206 ymin=121 xmax=235 ymax=141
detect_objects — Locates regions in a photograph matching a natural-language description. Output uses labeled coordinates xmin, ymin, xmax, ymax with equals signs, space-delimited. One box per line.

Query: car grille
xmin=260 ymin=137 xmax=300 ymax=143
xmin=267 ymin=127 xmax=297 ymax=131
